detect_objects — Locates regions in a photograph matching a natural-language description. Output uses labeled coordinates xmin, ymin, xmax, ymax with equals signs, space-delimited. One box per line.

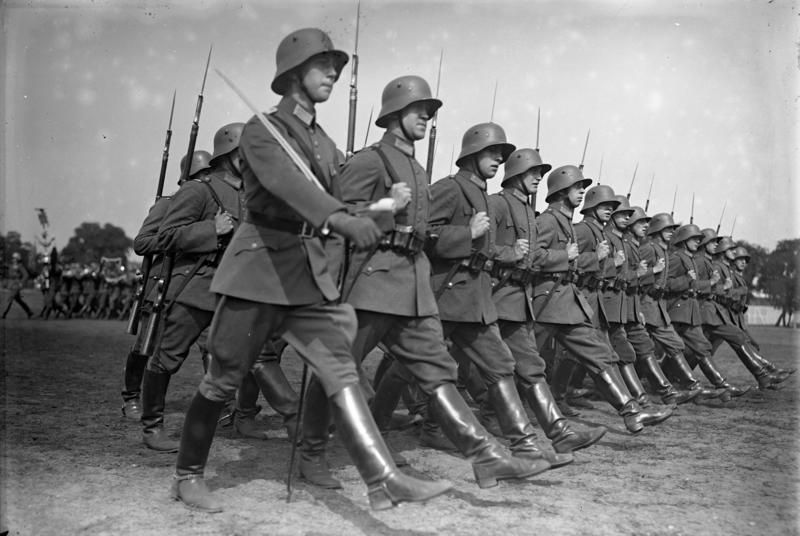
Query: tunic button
xmin=447 ymin=282 xmax=453 ymax=287
xmin=315 ymin=154 xmax=321 ymax=160
xmin=252 ymin=242 xmax=258 ymax=248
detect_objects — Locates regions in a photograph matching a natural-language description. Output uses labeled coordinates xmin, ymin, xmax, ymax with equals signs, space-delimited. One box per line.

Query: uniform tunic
xmin=621 ymin=234 xmax=656 ymax=357
xmin=698 ymin=252 xmax=748 ymax=347
xmin=601 ymin=226 xmax=636 ymax=364
xmin=666 ymin=248 xmax=713 ymax=360
xmin=574 ymin=216 xmax=611 ymax=328
xmin=638 ymin=239 xmax=685 ymax=356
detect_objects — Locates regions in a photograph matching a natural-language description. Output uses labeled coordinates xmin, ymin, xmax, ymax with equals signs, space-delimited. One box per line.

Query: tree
xmin=60 ymin=222 xmax=133 ymax=265
xmin=2 ymin=231 xmax=36 ymax=278
xmin=760 ymin=239 xmax=800 ymax=327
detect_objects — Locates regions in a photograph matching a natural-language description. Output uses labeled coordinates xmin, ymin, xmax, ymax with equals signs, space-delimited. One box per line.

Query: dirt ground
xmin=1 ymin=289 xmax=798 ymax=536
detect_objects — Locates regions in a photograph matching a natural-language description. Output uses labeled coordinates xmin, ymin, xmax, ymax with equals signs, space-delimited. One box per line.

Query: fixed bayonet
xmin=690 ymin=193 xmax=695 ymax=224
xmin=597 ymin=155 xmax=604 ymax=184
xmin=363 ymin=105 xmax=373 ymax=148
xmin=578 ymin=129 xmax=590 ymax=170
xmin=645 ymin=172 xmax=655 ymax=212
xmin=626 ymin=161 xmax=638 ymax=200
xmin=426 ymin=49 xmax=444 ymax=182
xmin=715 ymin=201 xmax=727 ymax=234
xmin=670 ymin=186 xmax=677 ymax=217
xmin=345 ymin=1 xmax=361 ymax=159
xmin=490 ymin=80 xmax=498 ymax=122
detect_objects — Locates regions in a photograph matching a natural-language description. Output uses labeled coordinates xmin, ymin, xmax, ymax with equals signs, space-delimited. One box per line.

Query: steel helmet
xmin=455 ymin=122 xmax=516 ymax=167
xmin=375 ymin=76 xmax=442 ymax=128
xmin=580 ymin=185 xmax=619 ymax=214
xmin=611 ymin=195 xmax=634 ymax=215
xmin=271 ymin=28 xmax=349 ymax=95
xmin=733 ymin=246 xmax=750 ymax=260
xmin=501 ymin=148 xmax=552 ymax=186
xmin=647 ymin=213 xmax=679 ymax=235
xmin=699 ymin=228 xmax=720 ymax=247
xmin=671 ymin=224 xmax=704 ymax=246
xmin=210 ymin=122 xmax=245 ymax=163
xmin=545 ymin=165 xmax=592 ymax=202
xmin=627 ymin=206 xmax=651 ymax=227
xmin=180 ymin=150 xmax=212 ymax=179
xmin=716 ymin=236 xmax=736 ymax=254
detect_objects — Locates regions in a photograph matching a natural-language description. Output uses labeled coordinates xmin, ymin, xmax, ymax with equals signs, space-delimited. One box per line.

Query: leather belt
xmin=378 ymin=226 xmax=426 ymax=256
xmin=244 ymin=213 xmax=317 ymax=238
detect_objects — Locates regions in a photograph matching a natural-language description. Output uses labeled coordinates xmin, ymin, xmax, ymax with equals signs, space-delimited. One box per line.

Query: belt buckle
xmin=299 ymin=222 xmax=315 ymax=238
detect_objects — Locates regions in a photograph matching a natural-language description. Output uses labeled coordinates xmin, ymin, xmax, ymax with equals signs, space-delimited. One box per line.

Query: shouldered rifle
xmin=142 ymin=46 xmax=212 ymax=356
xmin=345 ymin=1 xmax=361 ymax=160
xmin=627 ymin=161 xmax=638 ymax=200
xmin=715 ymin=200 xmax=727 ymax=234
xmin=670 ymin=186 xmax=677 ymax=217
xmin=645 ymin=172 xmax=655 ymax=212
xmin=578 ymin=129 xmax=591 ymax=170
xmin=126 ymin=90 xmax=176 ymax=336
xmin=531 ymin=107 xmax=541 ymax=208
xmin=426 ymin=49 xmax=444 ymax=183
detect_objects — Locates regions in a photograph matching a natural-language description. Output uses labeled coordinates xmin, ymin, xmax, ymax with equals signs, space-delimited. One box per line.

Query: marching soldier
xmin=665 ymin=224 xmax=749 ymax=397
xmin=639 ymin=214 xmax=723 ymax=398
xmin=171 ymin=29 xmax=452 ymax=513
xmin=2 ymin=252 xmax=33 ymax=319
xmin=489 ymin=148 xmax=606 ymax=455
xmin=532 ymin=165 xmax=671 ymax=433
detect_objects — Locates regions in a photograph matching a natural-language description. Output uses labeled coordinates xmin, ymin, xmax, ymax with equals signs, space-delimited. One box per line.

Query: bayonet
xmin=670 ymin=186 xmax=677 ymax=217
xmin=645 ymin=172 xmax=655 ymax=212
xmin=535 ymin=107 xmax=541 ymax=151
xmin=715 ymin=201 xmax=727 ymax=234
xmin=690 ymin=193 xmax=695 ymax=224
xmin=597 ymin=155 xmax=604 ymax=184
xmin=626 ymin=161 xmax=638 ymax=200
xmin=426 ymin=49 xmax=443 ymax=182
xmin=345 ymin=1 xmax=361 ymax=159
xmin=490 ymin=80 xmax=498 ymax=122
xmin=363 ymin=105 xmax=373 ymax=148
xmin=731 ymin=215 xmax=737 ymax=236
xmin=578 ymin=129 xmax=590 ymax=170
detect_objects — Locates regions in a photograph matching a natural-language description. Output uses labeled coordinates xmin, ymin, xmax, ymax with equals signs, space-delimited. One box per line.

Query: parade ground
xmin=1 ymin=290 xmax=798 ymax=536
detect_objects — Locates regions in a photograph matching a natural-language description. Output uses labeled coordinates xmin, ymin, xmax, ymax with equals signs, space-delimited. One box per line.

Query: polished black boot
xmin=619 ymin=362 xmax=675 ymax=410
xmin=749 ymin=351 xmax=796 ymax=381
xmin=732 ymin=344 xmax=786 ymax=390
xmin=171 ymin=392 xmax=226 ymax=513
xmin=487 ymin=377 xmax=573 ymax=468
xmin=233 ymin=372 xmax=269 ymax=440
xmin=121 ymin=350 xmax=148 ymax=421
xmin=696 ymin=355 xmax=751 ymax=397
xmin=428 ymin=383 xmax=551 ymax=488
xmin=298 ymin=376 xmax=341 ymax=489
xmin=331 ymin=384 xmax=453 ymax=511
xmin=141 ymin=369 xmax=179 ymax=452
xmin=639 ymin=353 xmax=700 ymax=405
xmin=522 ymin=380 xmax=606 ymax=454
xmin=250 ymin=360 xmax=300 ymax=440
xmin=550 ymin=358 xmax=581 ymax=417
xmin=371 ymin=360 xmax=419 ymax=432
xmin=664 ymin=352 xmax=722 ymax=399
xmin=593 ymin=368 xmax=672 ymax=433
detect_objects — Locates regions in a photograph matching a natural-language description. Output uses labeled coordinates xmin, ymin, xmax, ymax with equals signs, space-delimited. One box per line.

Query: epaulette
xmin=192 ymin=176 xmax=212 ymax=184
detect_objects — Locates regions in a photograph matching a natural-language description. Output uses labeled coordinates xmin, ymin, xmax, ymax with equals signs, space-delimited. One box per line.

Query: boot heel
xmin=473 ymin=465 xmax=498 ymax=489
xmin=367 ymin=483 xmax=395 ymax=510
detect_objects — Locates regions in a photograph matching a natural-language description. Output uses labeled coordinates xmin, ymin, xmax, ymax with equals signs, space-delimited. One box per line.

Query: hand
xmin=566 ymin=241 xmax=579 ymax=261
xmin=513 ymin=239 xmax=529 ymax=260
xmin=653 ymin=257 xmax=666 ymax=274
xmin=710 ymin=269 xmax=721 ymax=285
xmin=326 ymin=211 xmax=383 ymax=250
xmin=215 ymin=208 xmax=234 ymax=236
xmin=723 ymin=277 xmax=733 ymax=290
xmin=469 ymin=211 xmax=490 ymax=239
xmin=614 ymin=250 xmax=626 ymax=267
xmin=688 ymin=269 xmax=697 ymax=280
xmin=389 ymin=182 xmax=412 ymax=212
xmin=597 ymin=240 xmax=610 ymax=261
xmin=636 ymin=260 xmax=648 ymax=277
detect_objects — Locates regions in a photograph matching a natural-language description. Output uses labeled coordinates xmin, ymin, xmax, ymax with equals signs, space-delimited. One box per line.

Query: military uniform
xmin=2 ymin=257 xmax=33 ymax=319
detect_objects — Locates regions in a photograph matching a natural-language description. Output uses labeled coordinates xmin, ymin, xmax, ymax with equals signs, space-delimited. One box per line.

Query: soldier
xmin=489 ymin=148 xmax=607 ymax=454
xmin=533 ymin=165 xmax=671 ymax=433
xmin=621 ymin=206 xmax=700 ymax=404
xmin=171 ymin=28 xmax=451 ymax=513
xmin=702 ymin=237 xmax=790 ymax=388
xmin=300 ymin=77 xmax=553 ymax=491
xmin=2 ymin=252 xmax=33 ymax=319
xmin=638 ymin=214 xmax=724 ymax=398
xmin=664 ymin=224 xmax=748 ymax=397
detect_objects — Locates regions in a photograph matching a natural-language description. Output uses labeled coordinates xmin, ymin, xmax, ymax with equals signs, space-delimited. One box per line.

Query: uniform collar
xmin=381 ymin=132 xmax=415 ymax=157
xmin=503 ymin=186 xmax=529 ymax=204
xmin=583 ymin=216 xmax=605 ymax=231
xmin=456 ymin=169 xmax=486 ymax=191
xmin=548 ymin=200 xmax=574 ymax=219
xmin=278 ymin=96 xmax=316 ymax=127
xmin=610 ymin=227 xmax=624 ymax=238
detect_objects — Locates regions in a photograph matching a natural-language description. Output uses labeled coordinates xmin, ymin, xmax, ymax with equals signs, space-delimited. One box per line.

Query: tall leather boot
xmin=233 ymin=372 xmax=269 ymax=440
xmin=121 ymin=350 xmax=148 ymax=421
xmin=663 ymin=352 xmax=722 ymax=399
xmin=330 ymin=384 xmax=453 ymax=511
xmin=639 ymin=353 xmax=700 ymax=405
xmin=522 ymin=380 xmax=607 ymax=454
xmin=372 ymin=361 xmax=417 ymax=432
xmin=171 ymin=392 xmax=225 ymax=513
xmin=747 ymin=350 xmax=795 ymax=380
xmin=465 ymin=367 xmax=503 ymax=436
xmin=696 ymin=355 xmax=751 ymax=397
xmin=298 ymin=376 xmax=341 ymax=489
xmin=250 ymin=360 xmax=300 ymax=440
xmin=550 ymin=358 xmax=581 ymax=417
xmin=487 ymin=377 xmax=573 ymax=468
xmin=618 ymin=362 xmax=675 ymax=409
xmin=592 ymin=368 xmax=672 ymax=433
xmin=141 ymin=369 xmax=179 ymax=452
xmin=731 ymin=344 xmax=786 ymax=390
xmin=428 ymin=383 xmax=551 ymax=488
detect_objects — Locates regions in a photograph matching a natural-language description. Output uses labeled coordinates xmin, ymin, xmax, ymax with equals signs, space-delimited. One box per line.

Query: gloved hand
xmin=326 ymin=211 xmax=383 ymax=250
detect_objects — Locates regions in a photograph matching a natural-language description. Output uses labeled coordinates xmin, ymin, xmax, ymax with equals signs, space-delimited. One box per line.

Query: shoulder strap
xmin=369 ymin=144 xmax=404 ymax=202
xmin=199 ymin=178 xmax=224 ymax=210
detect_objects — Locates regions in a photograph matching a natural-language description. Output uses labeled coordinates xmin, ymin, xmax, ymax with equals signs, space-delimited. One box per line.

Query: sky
xmin=1 ymin=0 xmax=798 ymax=258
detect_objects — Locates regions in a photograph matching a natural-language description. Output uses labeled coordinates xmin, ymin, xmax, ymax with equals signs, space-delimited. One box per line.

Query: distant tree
xmin=2 ymin=231 xmax=36 ymax=279
xmin=60 ymin=222 xmax=133 ymax=265
xmin=760 ymin=239 xmax=800 ymax=327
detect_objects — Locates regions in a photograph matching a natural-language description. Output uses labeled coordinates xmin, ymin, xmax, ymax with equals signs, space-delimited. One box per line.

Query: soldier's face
xmin=686 ymin=237 xmax=700 ymax=252
xmin=705 ymin=241 xmax=717 ymax=255
xmin=300 ymin=55 xmax=338 ymax=103
xmin=476 ymin=146 xmax=504 ymax=178
xmin=520 ymin=169 xmax=542 ymax=194
xmin=612 ymin=211 xmax=630 ymax=229
xmin=594 ymin=202 xmax=616 ymax=223
xmin=400 ymin=102 xmax=431 ymax=141
xmin=725 ymin=249 xmax=737 ymax=261
xmin=631 ymin=221 xmax=648 ymax=238
xmin=660 ymin=228 xmax=674 ymax=243
xmin=566 ymin=184 xmax=585 ymax=207
xmin=734 ymin=258 xmax=747 ymax=270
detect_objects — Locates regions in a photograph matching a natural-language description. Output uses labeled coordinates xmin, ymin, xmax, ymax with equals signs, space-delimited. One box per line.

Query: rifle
xmin=532 ymin=107 xmax=541 ymax=208
xmin=126 ymin=90 xmax=176 ymax=336
xmin=489 ymin=80 xmax=498 ymax=121
xmin=578 ymin=129 xmax=590 ymax=170
xmin=425 ymin=49 xmax=443 ymax=182
xmin=142 ymin=46 xmax=212 ymax=356
xmin=645 ymin=173 xmax=655 ymax=212
xmin=345 ymin=1 xmax=361 ymax=160
xmin=670 ymin=186 xmax=677 ymax=217
xmin=715 ymin=201 xmax=726 ymax=234
xmin=690 ymin=193 xmax=695 ymax=224
xmin=626 ymin=161 xmax=638 ymax=200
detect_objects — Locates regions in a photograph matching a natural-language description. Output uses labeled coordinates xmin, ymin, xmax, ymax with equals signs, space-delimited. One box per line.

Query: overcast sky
xmin=1 ymin=0 xmax=797 ymax=257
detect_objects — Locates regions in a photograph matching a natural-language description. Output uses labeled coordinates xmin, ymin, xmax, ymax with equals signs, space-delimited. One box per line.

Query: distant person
xmin=2 ymin=252 xmax=34 ymax=319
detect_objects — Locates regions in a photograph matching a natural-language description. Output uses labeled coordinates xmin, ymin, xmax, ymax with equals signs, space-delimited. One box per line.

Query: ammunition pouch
xmin=578 ymin=274 xmax=605 ymax=291
xmin=463 ymin=250 xmax=495 ymax=275
xmin=604 ymin=278 xmax=628 ymax=292
xmin=378 ymin=225 xmax=427 ymax=256
xmin=625 ymin=284 xmax=640 ymax=296
xmin=491 ymin=265 xmax=538 ymax=287
xmin=645 ymin=287 xmax=665 ymax=299
xmin=540 ymin=271 xmax=578 ymax=285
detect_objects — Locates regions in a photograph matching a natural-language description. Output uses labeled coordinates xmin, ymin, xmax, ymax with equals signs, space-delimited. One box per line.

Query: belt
xmin=540 ymin=271 xmax=578 ymax=284
xmin=244 ymin=213 xmax=317 ymax=238
xmin=605 ymin=278 xmax=628 ymax=292
xmin=666 ymin=289 xmax=697 ymax=299
xmin=378 ymin=226 xmax=426 ymax=256
xmin=491 ymin=265 xmax=538 ymax=286
xmin=460 ymin=251 xmax=495 ymax=275
xmin=578 ymin=274 xmax=605 ymax=291
xmin=625 ymin=285 xmax=639 ymax=296
xmin=644 ymin=287 xmax=665 ymax=299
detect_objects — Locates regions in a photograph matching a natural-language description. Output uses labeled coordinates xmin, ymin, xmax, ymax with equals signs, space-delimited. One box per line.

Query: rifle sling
xmin=268 ymin=114 xmax=332 ymax=194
